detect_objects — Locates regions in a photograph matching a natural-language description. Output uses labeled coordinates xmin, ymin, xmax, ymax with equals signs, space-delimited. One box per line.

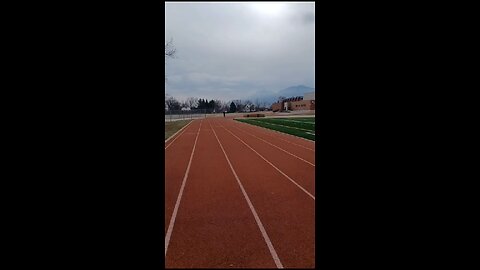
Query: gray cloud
xmin=165 ymin=2 xmax=315 ymax=102
xmin=303 ymin=12 xmax=315 ymax=24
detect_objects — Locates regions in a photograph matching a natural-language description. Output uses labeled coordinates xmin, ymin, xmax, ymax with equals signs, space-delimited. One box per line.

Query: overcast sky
xmin=165 ymin=2 xmax=315 ymax=102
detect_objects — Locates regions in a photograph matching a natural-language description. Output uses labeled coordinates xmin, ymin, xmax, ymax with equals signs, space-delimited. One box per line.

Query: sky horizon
xmin=165 ymin=2 xmax=315 ymax=102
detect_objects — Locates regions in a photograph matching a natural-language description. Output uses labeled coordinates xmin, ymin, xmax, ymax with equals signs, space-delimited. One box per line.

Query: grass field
xmin=235 ymin=117 xmax=315 ymax=141
xmin=165 ymin=120 xmax=191 ymax=140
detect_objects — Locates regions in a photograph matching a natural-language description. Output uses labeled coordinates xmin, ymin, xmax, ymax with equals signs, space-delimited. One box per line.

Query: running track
xmin=165 ymin=117 xmax=315 ymax=268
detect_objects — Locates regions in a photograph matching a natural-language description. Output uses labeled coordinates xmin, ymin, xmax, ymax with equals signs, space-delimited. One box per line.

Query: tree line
xmin=165 ymin=95 xmax=271 ymax=113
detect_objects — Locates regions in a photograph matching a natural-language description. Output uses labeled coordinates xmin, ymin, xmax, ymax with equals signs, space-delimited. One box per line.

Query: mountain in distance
xmin=246 ymin=89 xmax=278 ymax=104
xmin=278 ymin=85 xmax=315 ymax=98
xmin=248 ymin=85 xmax=315 ymax=104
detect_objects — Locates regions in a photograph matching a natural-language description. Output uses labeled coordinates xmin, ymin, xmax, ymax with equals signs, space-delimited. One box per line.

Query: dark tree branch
xmin=165 ymin=38 xmax=176 ymax=82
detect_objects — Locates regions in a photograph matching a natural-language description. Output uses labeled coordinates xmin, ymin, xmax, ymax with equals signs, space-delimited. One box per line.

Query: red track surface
xmin=165 ymin=118 xmax=315 ymax=268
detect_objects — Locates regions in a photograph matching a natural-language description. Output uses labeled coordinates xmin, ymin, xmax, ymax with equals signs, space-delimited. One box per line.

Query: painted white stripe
xmin=165 ymin=120 xmax=193 ymax=150
xmin=235 ymin=120 xmax=316 ymax=148
xmin=221 ymin=125 xmax=315 ymax=200
xmin=231 ymin=125 xmax=315 ymax=167
xmin=209 ymin=121 xmax=284 ymax=269
xmin=165 ymin=120 xmax=202 ymax=256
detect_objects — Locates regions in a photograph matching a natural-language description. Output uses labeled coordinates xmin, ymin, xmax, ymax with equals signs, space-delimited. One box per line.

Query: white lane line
xmin=165 ymin=120 xmax=194 ymax=150
xmin=209 ymin=121 xmax=284 ymax=269
xmin=231 ymin=125 xmax=315 ymax=167
xmin=236 ymin=121 xmax=315 ymax=152
xmin=235 ymin=120 xmax=316 ymax=149
xmin=165 ymin=120 xmax=203 ymax=256
xmin=220 ymin=125 xmax=315 ymax=201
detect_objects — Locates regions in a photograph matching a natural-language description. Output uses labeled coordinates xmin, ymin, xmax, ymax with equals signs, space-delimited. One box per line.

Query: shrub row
xmin=244 ymin=113 xmax=265 ymax=118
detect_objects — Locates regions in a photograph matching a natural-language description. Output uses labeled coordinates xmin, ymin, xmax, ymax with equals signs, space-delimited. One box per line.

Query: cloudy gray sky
xmin=165 ymin=2 xmax=315 ymax=102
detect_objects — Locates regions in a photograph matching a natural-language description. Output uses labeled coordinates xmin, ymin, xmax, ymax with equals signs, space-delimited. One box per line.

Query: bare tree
xmin=234 ymin=100 xmax=245 ymax=112
xmin=254 ymin=99 xmax=261 ymax=110
xmin=165 ymin=95 xmax=181 ymax=111
xmin=219 ymin=100 xmax=229 ymax=112
xmin=165 ymin=38 xmax=176 ymax=59
xmin=244 ymin=100 xmax=253 ymax=112
xmin=165 ymin=38 xmax=176 ymax=82
xmin=213 ymin=99 xmax=224 ymax=113
xmin=181 ymin=100 xmax=189 ymax=109
xmin=185 ymin=97 xmax=198 ymax=109
xmin=165 ymin=93 xmax=170 ymax=111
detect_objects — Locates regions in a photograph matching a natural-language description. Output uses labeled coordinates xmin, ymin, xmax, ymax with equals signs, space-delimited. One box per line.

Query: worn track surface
xmin=165 ymin=117 xmax=315 ymax=268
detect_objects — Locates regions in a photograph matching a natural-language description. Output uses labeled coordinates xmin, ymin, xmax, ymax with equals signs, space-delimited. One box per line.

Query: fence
xmin=164 ymin=109 xmax=209 ymax=122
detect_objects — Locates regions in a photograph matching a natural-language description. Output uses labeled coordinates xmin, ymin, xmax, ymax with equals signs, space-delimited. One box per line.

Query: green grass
xmin=236 ymin=117 xmax=315 ymax=141
xmin=165 ymin=120 xmax=191 ymax=140
xmin=258 ymin=118 xmax=315 ymax=131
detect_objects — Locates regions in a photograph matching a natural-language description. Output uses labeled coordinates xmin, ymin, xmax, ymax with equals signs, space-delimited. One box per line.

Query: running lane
xmin=211 ymin=118 xmax=315 ymax=268
xmin=232 ymin=119 xmax=315 ymax=162
xmin=234 ymin=118 xmax=315 ymax=151
xmin=165 ymin=118 xmax=279 ymax=268
xmin=215 ymin=119 xmax=315 ymax=197
xmin=165 ymin=120 xmax=202 ymax=235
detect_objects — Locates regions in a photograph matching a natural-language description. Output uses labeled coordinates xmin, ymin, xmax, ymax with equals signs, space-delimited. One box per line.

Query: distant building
xmin=271 ymin=94 xmax=315 ymax=112
xmin=290 ymin=99 xmax=315 ymax=110
xmin=243 ymin=104 xmax=255 ymax=112
xmin=272 ymin=102 xmax=283 ymax=112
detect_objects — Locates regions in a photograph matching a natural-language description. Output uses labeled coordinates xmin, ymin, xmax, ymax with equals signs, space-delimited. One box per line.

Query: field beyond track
xmin=165 ymin=120 xmax=192 ymax=140
xmin=236 ymin=117 xmax=315 ymax=141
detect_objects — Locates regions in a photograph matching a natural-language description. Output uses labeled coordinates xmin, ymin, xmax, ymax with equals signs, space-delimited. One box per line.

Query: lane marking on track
xmin=165 ymin=120 xmax=203 ymax=256
xmin=231 ymin=124 xmax=315 ymax=167
xmin=165 ymin=120 xmax=194 ymax=150
xmin=209 ymin=121 xmax=284 ymax=269
xmin=234 ymin=120 xmax=315 ymax=151
xmin=235 ymin=120 xmax=315 ymax=147
xmin=220 ymin=124 xmax=315 ymax=201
